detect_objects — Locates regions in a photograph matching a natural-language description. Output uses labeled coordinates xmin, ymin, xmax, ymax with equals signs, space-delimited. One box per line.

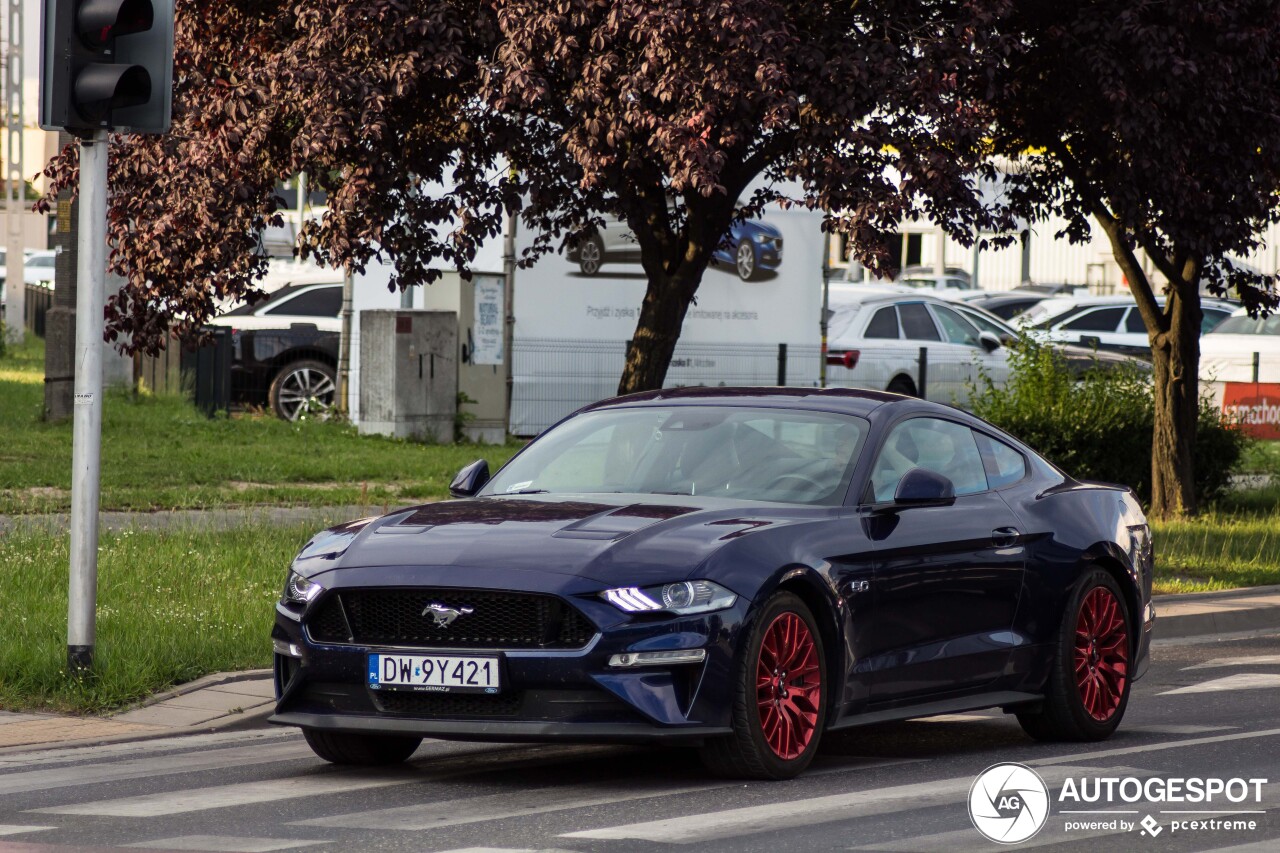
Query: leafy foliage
xmin=980 ymin=0 xmax=1280 ymax=515
xmin=969 ymin=340 xmax=1247 ymax=508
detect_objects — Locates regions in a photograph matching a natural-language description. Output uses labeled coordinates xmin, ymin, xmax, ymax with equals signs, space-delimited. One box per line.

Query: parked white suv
xmin=826 ymin=292 xmax=1009 ymax=406
xmin=1199 ymin=308 xmax=1280 ymax=382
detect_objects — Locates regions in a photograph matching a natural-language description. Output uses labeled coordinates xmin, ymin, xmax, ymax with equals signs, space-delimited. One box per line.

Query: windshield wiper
xmin=505 ymin=488 xmax=550 ymax=495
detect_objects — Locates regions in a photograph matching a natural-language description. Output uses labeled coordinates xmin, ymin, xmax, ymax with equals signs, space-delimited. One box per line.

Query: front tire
xmin=269 ymin=359 xmax=337 ymax=421
xmin=578 ymin=235 xmax=605 ymax=275
xmin=700 ymin=592 xmax=826 ymax=779
xmin=302 ymin=728 xmax=422 ymax=765
xmin=1017 ymin=569 xmax=1132 ymax=742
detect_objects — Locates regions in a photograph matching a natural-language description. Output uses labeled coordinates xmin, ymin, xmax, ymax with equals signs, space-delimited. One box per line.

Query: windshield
xmin=1211 ymin=313 xmax=1280 ymax=336
xmin=485 ymin=406 xmax=869 ymax=505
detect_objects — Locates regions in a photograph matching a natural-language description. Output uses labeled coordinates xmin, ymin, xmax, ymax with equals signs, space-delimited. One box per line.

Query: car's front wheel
xmin=735 ymin=239 xmax=758 ymax=281
xmin=1017 ymin=569 xmax=1132 ymax=742
xmin=578 ymin=235 xmax=605 ymax=276
xmin=302 ymin=728 xmax=422 ymax=765
xmin=269 ymin=359 xmax=337 ymax=421
xmin=700 ymin=591 xmax=826 ymax=779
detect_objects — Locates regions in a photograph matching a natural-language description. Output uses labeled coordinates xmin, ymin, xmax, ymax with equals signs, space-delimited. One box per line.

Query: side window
xmin=975 ymin=433 xmax=1027 ymax=488
xmin=931 ymin=305 xmax=982 ymax=347
xmin=898 ymin=303 xmax=942 ymax=341
xmin=265 ymin=285 xmax=343 ymax=318
xmin=1060 ymin=307 xmax=1125 ymax=332
xmin=1124 ymin=308 xmax=1147 ymax=334
xmin=867 ymin=417 xmax=989 ymax=502
xmin=1202 ymin=310 xmax=1230 ymax=335
xmin=864 ymin=307 xmax=900 ymax=339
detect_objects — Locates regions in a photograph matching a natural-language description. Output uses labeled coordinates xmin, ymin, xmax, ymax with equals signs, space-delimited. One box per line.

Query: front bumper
xmin=270 ymin=570 xmax=745 ymax=744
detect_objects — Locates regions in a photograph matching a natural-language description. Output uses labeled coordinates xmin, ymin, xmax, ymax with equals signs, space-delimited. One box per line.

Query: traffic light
xmin=39 ymin=0 xmax=174 ymax=135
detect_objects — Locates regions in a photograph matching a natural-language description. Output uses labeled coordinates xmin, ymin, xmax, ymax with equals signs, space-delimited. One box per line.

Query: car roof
xmin=221 ymin=279 xmax=342 ymax=317
xmin=581 ymin=385 xmax=941 ymax=420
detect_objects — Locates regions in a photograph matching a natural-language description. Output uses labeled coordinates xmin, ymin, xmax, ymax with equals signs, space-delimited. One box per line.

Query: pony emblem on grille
xmin=423 ymin=602 xmax=475 ymax=628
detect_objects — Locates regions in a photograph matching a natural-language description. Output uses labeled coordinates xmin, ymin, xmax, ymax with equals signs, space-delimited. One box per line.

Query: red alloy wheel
xmin=1073 ymin=586 xmax=1130 ymax=721
xmin=755 ymin=612 xmax=822 ymax=760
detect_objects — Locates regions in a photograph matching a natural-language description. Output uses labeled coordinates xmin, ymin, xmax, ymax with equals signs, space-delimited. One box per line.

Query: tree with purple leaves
xmin=984 ymin=0 xmax=1280 ymax=518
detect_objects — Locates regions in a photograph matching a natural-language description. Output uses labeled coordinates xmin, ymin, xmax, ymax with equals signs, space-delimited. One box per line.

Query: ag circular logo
xmin=968 ymin=762 xmax=1050 ymax=844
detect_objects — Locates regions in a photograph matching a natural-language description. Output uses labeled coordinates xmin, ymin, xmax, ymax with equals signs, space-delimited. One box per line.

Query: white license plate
xmin=368 ymin=654 xmax=501 ymax=693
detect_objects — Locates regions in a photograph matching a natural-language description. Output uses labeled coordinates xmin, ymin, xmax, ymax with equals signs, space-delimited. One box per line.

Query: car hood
xmin=296 ymin=495 xmax=811 ymax=586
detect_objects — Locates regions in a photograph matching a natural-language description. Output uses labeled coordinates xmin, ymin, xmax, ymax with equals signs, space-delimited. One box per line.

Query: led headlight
xmin=752 ymin=233 xmax=770 ymax=244
xmin=281 ymin=571 xmax=324 ymax=606
xmin=601 ymin=580 xmax=736 ymax=615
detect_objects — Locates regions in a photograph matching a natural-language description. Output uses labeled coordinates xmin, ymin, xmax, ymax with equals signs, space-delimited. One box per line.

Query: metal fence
xmin=23 ymin=283 xmax=53 ymax=337
xmin=510 ymin=338 xmax=824 ymax=435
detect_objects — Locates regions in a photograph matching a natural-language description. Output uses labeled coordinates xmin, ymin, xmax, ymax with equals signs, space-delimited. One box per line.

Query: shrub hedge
xmin=968 ymin=339 xmax=1247 ymax=508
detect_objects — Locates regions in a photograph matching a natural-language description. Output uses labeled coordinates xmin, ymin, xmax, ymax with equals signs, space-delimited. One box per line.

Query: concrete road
xmin=0 ymin=631 xmax=1277 ymax=853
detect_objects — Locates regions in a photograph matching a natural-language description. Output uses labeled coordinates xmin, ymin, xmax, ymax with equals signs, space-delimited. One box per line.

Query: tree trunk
xmin=617 ymin=269 xmax=700 ymax=394
xmin=1148 ymin=290 xmax=1201 ymax=518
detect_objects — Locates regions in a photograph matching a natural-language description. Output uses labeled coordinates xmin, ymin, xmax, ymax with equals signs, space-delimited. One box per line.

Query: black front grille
xmin=374 ymin=690 xmax=524 ymax=717
xmin=306 ymin=588 xmax=595 ymax=650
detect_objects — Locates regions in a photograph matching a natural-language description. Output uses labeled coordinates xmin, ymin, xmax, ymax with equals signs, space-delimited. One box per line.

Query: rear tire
xmin=700 ymin=592 xmax=827 ymax=780
xmin=269 ymin=359 xmax=337 ymax=421
xmin=1017 ymin=569 xmax=1132 ymax=742
xmin=302 ymin=728 xmax=422 ymax=765
xmin=886 ymin=375 xmax=917 ymax=397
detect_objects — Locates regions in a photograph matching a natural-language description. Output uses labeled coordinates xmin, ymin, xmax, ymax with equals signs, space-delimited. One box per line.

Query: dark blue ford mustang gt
xmin=271 ymin=388 xmax=1154 ymax=779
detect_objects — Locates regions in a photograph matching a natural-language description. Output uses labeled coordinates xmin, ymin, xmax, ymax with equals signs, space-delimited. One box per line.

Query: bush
xmin=968 ymin=338 xmax=1247 ymax=508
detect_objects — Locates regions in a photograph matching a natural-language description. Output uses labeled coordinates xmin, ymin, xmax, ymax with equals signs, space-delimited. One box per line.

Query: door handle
xmin=992 ymin=527 xmax=1020 ymax=548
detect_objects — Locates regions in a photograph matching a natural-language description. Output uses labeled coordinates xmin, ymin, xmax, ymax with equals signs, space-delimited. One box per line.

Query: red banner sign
xmin=1221 ymin=382 xmax=1280 ymax=440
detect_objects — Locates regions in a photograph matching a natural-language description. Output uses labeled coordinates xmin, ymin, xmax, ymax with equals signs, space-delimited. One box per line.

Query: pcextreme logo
xmin=968 ymin=763 xmax=1051 ymax=844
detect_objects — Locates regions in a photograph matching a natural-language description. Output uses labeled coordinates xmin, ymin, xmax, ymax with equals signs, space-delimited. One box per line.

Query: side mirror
xmin=978 ymin=331 xmax=1002 ymax=353
xmin=449 ymin=459 xmax=490 ymax=498
xmin=893 ymin=468 xmax=955 ymax=507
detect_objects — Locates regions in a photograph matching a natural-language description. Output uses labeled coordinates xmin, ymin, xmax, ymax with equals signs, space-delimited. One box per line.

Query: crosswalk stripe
xmin=0 ymin=826 xmax=54 ymax=837
xmin=124 ymin=836 xmax=325 ymax=852
xmin=560 ymin=764 xmax=1126 ymax=844
xmin=1183 ymin=655 xmax=1280 ymax=671
xmin=292 ymin=781 xmax=721 ymax=831
xmin=27 ymin=770 xmax=417 ymax=818
xmin=1028 ymin=726 xmax=1280 ymax=766
xmin=293 ymin=756 xmax=912 ymax=831
xmin=1159 ymin=674 xmax=1280 ymax=696
xmin=0 ymin=742 xmax=314 ymax=796
xmin=0 ymin=729 xmax=298 ymax=769
xmin=1193 ymin=841 xmax=1280 ymax=853
xmin=1123 ymin=725 xmax=1236 ymax=735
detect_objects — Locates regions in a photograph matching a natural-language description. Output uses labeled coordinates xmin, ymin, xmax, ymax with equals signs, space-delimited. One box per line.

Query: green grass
xmin=0 ymin=336 xmax=522 ymax=514
xmin=0 ymin=523 xmax=323 ymax=713
xmin=1153 ymin=510 xmax=1280 ymax=594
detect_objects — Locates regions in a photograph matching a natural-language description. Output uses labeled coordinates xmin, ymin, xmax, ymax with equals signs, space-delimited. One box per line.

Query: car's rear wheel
xmin=578 ymin=235 xmax=604 ymax=275
xmin=302 ymin=728 xmax=422 ymax=765
xmin=886 ymin=375 xmax=917 ymax=397
xmin=269 ymin=359 xmax=337 ymax=421
xmin=1017 ymin=569 xmax=1131 ymax=742
xmin=700 ymin=591 xmax=826 ymax=779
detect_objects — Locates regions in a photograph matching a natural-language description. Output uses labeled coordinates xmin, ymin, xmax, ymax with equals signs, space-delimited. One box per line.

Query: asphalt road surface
xmin=1 ymin=630 xmax=1278 ymax=853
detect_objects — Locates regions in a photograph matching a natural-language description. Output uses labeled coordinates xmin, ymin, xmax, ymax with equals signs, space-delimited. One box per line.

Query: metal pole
xmin=337 ymin=267 xmax=354 ymax=415
xmin=67 ymin=130 xmax=108 ymax=673
xmin=502 ymin=185 xmax=517 ymax=417
xmin=776 ymin=343 xmax=787 ymax=386
xmin=2 ymin=0 xmax=24 ymax=345
xmin=917 ymin=346 xmax=928 ymax=400
xmin=1253 ymin=352 xmax=1261 ymax=385
xmin=820 ymin=235 xmax=831 ymax=388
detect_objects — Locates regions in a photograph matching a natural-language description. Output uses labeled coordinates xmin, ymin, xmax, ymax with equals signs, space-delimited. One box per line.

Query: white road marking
xmin=1029 ymin=726 xmax=1280 ymax=766
xmin=1192 ymin=841 xmax=1280 ymax=853
xmin=0 ymin=825 xmax=54 ymax=836
xmin=0 ymin=729 xmax=299 ymax=768
xmin=1159 ymin=674 xmax=1280 ymax=696
xmin=1182 ymin=653 xmax=1280 ymax=666
xmin=0 ymin=741 xmax=315 ymax=796
xmin=28 ymin=771 xmax=418 ymax=817
xmin=125 ymin=837 xmax=326 ymax=852
xmin=1124 ymin=724 xmax=1237 ymax=735
xmin=293 ymin=782 xmax=720 ymax=830
xmin=294 ymin=756 xmax=914 ymax=830
xmin=560 ymin=765 xmax=1129 ymax=843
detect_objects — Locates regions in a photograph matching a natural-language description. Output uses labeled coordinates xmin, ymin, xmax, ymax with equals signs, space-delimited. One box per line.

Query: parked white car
xmin=1021 ymin=295 xmax=1236 ymax=357
xmin=825 ymin=291 xmax=1009 ymax=406
xmin=23 ymin=251 xmax=56 ymax=286
xmin=892 ymin=265 xmax=979 ymax=293
xmin=1199 ymin=308 xmax=1280 ymax=383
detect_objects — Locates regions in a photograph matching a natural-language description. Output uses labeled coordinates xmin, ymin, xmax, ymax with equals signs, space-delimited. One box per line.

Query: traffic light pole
xmin=67 ymin=129 xmax=107 ymax=673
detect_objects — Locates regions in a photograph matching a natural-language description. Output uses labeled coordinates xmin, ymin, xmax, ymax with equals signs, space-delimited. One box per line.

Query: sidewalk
xmin=1 ymin=585 xmax=1278 ymax=754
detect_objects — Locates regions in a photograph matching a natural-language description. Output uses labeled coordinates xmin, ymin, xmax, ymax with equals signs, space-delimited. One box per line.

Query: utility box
xmin=358 ymin=310 xmax=457 ymax=443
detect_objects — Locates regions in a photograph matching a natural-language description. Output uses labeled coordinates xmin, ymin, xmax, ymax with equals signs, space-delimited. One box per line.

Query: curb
xmin=123 ymin=668 xmax=272 ymax=712
xmin=1152 ymin=585 xmax=1280 ymax=640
